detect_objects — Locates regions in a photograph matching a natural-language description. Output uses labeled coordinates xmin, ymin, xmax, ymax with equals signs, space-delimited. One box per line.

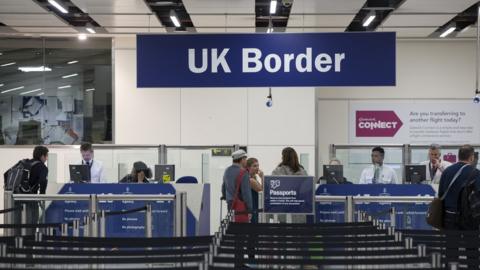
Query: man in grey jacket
xmin=222 ymin=150 xmax=253 ymax=213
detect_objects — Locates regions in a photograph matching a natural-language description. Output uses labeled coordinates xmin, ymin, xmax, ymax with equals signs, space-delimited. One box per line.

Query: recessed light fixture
xmin=67 ymin=60 xmax=78 ymax=65
xmin=270 ymin=0 xmax=277 ymax=14
xmin=18 ymin=66 xmax=52 ymax=72
xmin=20 ymin=88 xmax=42 ymax=95
xmin=85 ymin=88 xmax=95 ymax=92
xmin=48 ymin=0 xmax=68 ymax=14
xmin=58 ymin=85 xmax=71 ymax=89
xmin=1 ymin=86 xmax=24 ymax=94
xmin=62 ymin=73 xmax=78 ymax=79
xmin=0 ymin=84 xmax=3 ymax=87
xmin=170 ymin=10 xmax=181 ymax=28
xmin=440 ymin=26 xmax=456 ymax=38
xmin=363 ymin=12 xmax=376 ymax=27
xmin=78 ymin=34 xmax=87 ymax=40
xmin=1 ymin=62 xmax=15 ymax=67
xmin=86 ymin=27 xmax=96 ymax=34
xmin=36 ymin=92 xmax=44 ymax=96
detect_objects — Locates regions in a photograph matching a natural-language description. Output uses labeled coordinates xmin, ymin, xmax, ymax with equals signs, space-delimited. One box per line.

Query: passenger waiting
xmin=272 ymin=147 xmax=307 ymax=176
xmin=246 ymin=157 xmax=264 ymax=224
xmin=420 ymin=144 xmax=451 ymax=184
xmin=119 ymin=161 xmax=152 ymax=183
xmin=359 ymin=146 xmax=398 ymax=184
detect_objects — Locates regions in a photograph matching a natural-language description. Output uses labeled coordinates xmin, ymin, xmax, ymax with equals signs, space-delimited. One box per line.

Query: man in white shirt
xmin=359 ymin=146 xmax=399 ymax=184
xmin=420 ymin=144 xmax=451 ymax=184
xmin=80 ymin=143 xmax=104 ymax=183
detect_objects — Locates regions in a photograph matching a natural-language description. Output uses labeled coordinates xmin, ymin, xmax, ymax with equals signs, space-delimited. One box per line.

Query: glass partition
xmin=333 ymin=146 xmax=404 ymax=184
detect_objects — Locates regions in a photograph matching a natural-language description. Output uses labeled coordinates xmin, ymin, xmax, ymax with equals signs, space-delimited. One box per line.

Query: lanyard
xmin=429 ymin=162 xmax=437 ymax=180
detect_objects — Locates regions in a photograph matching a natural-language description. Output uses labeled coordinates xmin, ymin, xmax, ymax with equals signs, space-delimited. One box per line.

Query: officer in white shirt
xmin=420 ymin=144 xmax=451 ymax=184
xmin=359 ymin=146 xmax=399 ymax=184
xmin=80 ymin=143 xmax=104 ymax=183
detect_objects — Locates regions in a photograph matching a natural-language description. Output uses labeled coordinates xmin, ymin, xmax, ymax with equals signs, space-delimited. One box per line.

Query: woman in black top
xmin=119 ymin=161 xmax=152 ymax=183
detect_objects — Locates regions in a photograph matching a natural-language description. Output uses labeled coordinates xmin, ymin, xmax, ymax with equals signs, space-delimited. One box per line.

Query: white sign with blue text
xmin=264 ymin=175 xmax=314 ymax=214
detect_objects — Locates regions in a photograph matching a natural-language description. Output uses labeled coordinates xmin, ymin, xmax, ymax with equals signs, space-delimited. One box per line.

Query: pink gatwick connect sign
xmin=356 ymin=111 xmax=403 ymax=137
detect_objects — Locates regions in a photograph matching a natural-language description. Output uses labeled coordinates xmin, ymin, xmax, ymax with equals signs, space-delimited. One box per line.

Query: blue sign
xmin=137 ymin=32 xmax=396 ymax=88
xmin=264 ymin=176 xmax=314 ymax=214
xmin=316 ymin=184 xmax=435 ymax=230
xmin=46 ymin=184 xmax=178 ymax=237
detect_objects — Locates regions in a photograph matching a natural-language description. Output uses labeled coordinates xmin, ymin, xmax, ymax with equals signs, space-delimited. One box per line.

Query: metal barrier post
xmin=418 ymin=244 xmax=426 ymax=257
xmin=88 ymin=195 xmax=98 ymax=237
xmin=258 ymin=192 xmax=265 ymax=223
xmin=99 ymin=210 xmax=106 ymax=238
xmin=405 ymin=237 xmax=413 ymax=249
xmin=20 ymin=204 xmax=27 ymax=236
xmin=145 ymin=204 xmax=152 ymax=238
xmin=431 ymin=252 xmax=441 ymax=268
xmin=390 ymin=207 xmax=396 ymax=228
xmin=3 ymin=191 xmax=13 ymax=237
xmin=0 ymin=243 xmax=6 ymax=257
xmin=174 ymin=192 xmax=187 ymax=237
xmin=448 ymin=262 xmax=459 ymax=270
xmin=73 ymin=219 xmax=80 ymax=237
xmin=159 ymin=144 xmax=167 ymax=165
xmin=83 ymin=216 xmax=90 ymax=237
xmin=345 ymin=196 xmax=354 ymax=222
xmin=61 ymin=223 xmax=68 ymax=237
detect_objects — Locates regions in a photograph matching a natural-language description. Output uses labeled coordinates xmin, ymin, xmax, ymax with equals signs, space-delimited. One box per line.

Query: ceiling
xmin=0 ymin=0 xmax=478 ymax=38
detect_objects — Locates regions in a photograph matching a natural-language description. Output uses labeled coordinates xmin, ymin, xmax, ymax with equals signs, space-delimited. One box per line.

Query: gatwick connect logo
xmin=356 ymin=111 xmax=403 ymax=137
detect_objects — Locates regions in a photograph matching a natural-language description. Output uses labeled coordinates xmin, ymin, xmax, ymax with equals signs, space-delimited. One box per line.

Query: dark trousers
xmin=14 ymin=202 xmax=39 ymax=236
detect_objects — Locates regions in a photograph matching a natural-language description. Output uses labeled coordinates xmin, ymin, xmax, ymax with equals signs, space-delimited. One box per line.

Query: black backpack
xmin=458 ymin=169 xmax=480 ymax=230
xmin=3 ymin=159 xmax=40 ymax=194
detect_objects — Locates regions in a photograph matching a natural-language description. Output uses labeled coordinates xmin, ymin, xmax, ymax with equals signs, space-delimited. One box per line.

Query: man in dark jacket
xmin=14 ymin=145 xmax=49 ymax=236
xmin=439 ymin=145 xmax=480 ymax=230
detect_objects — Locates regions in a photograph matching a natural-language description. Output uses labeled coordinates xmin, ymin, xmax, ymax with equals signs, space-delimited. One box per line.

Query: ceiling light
xmin=67 ymin=60 xmax=78 ymax=64
xmin=36 ymin=92 xmax=44 ymax=96
xmin=48 ymin=0 xmax=68 ymax=14
xmin=0 ymin=53 xmax=3 ymax=56
xmin=18 ymin=66 xmax=51 ymax=72
xmin=440 ymin=26 xmax=456 ymax=38
xmin=1 ymin=62 xmax=15 ymax=67
xmin=62 ymin=73 xmax=78 ymax=79
xmin=86 ymin=27 xmax=96 ymax=34
xmin=1 ymin=86 xmax=24 ymax=94
xmin=20 ymin=88 xmax=42 ymax=95
xmin=363 ymin=12 xmax=376 ymax=27
xmin=78 ymin=34 xmax=87 ymax=40
xmin=85 ymin=88 xmax=95 ymax=92
xmin=460 ymin=25 xmax=471 ymax=33
xmin=270 ymin=0 xmax=277 ymax=14
xmin=0 ymin=84 xmax=3 ymax=87
xmin=58 ymin=85 xmax=71 ymax=89
xmin=170 ymin=10 xmax=181 ymax=28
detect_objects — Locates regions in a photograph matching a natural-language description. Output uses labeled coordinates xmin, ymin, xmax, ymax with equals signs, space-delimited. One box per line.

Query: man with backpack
xmin=5 ymin=145 xmax=49 ymax=235
xmin=438 ymin=145 xmax=480 ymax=230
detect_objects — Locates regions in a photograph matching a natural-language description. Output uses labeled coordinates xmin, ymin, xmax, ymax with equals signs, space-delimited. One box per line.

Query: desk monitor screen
xmin=155 ymin=164 xmax=175 ymax=183
xmin=405 ymin=165 xmax=426 ymax=184
xmin=323 ymin=165 xmax=344 ymax=184
xmin=69 ymin=165 xmax=90 ymax=183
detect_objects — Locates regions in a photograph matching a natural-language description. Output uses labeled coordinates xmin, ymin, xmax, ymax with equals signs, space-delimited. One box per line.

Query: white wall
xmin=114 ymin=37 xmax=316 ymax=233
xmin=317 ymin=40 xmax=477 ymax=175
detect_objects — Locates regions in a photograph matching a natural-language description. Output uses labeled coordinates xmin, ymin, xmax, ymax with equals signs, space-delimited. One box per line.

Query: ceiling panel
xmin=0 ymin=14 xmax=71 ymax=27
xmin=190 ymin=15 xmax=255 ymax=27
xmin=285 ymin=27 xmax=346 ymax=33
xmin=11 ymin=27 xmax=77 ymax=33
xmin=395 ymin=0 xmax=479 ymax=13
xmin=378 ymin=27 xmax=435 ymax=37
xmin=105 ymin=27 xmax=166 ymax=33
xmin=382 ymin=14 xmax=455 ymax=27
xmin=456 ymin=26 xmax=477 ymax=38
xmin=290 ymin=0 xmax=364 ymax=14
xmin=90 ymin=14 xmax=162 ymax=27
xmin=183 ymin=0 xmax=255 ymax=14
xmin=288 ymin=14 xmax=354 ymax=27
xmin=0 ymin=0 xmax=46 ymax=13
xmin=71 ymin=0 xmax=152 ymax=14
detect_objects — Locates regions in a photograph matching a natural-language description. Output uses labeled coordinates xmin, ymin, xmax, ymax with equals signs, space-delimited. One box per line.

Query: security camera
xmin=474 ymin=95 xmax=480 ymax=104
xmin=266 ymin=94 xmax=273 ymax=107
xmin=282 ymin=0 xmax=293 ymax=8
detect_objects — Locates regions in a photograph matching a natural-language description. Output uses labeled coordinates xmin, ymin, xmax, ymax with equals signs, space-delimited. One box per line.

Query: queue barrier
xmin=3 ymin=191 xmax=187 ymax=238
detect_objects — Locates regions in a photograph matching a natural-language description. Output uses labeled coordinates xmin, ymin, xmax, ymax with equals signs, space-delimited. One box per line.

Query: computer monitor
xmin=69 ymin=165 xmax=90 ymax=183
xmin=155 ymin=164 xmax=175 ymax=183
xmin=405 ymin=165 xmax=426 ymax=184
xmin=323 ymin=165 xmax=344 ymax=184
